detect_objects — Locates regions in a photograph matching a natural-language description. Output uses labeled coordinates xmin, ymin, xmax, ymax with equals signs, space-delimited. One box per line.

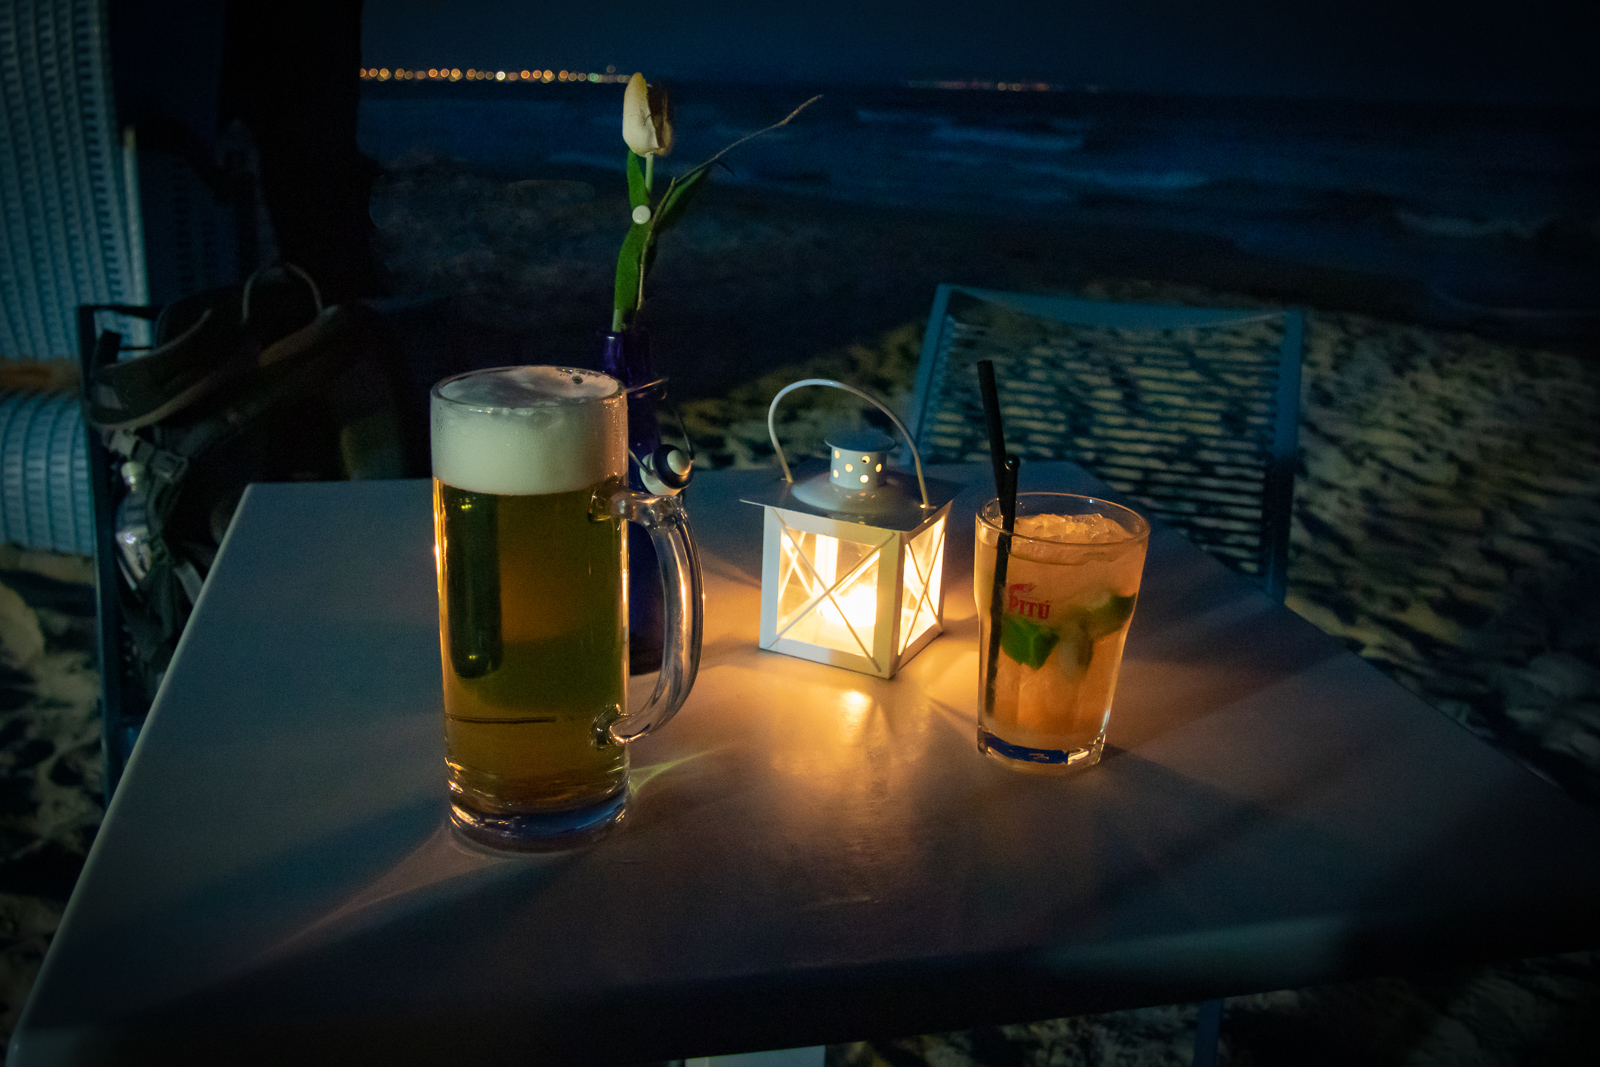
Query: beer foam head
xmin=431 ymin=367 xmax=626 ymax=495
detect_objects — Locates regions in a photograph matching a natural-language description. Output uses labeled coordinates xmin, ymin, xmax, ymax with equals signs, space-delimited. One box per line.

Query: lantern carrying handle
xmin=766 ymin=378 xmax=931 ymax=509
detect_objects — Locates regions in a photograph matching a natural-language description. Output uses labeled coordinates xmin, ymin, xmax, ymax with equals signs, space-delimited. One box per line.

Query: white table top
xmin=13 ymin=463 xmax=1600 ymax=1065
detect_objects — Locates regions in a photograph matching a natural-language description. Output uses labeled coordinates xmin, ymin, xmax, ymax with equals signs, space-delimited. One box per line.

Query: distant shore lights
xmin=360 ymin=66 xmax=627 ymax=84
xmin=359 ymin=68 xmax=1054 ymax=91
xmin=906 ymin=79 xmax=1060 ymax=92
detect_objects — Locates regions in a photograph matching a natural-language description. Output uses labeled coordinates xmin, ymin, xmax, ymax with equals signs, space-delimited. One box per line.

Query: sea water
xmin=360 ymin=81 xmax=1600 ymax=319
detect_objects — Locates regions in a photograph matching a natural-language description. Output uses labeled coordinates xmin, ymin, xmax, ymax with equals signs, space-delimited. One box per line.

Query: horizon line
xmin=356 ymin=71 xmax=1599 ymax=108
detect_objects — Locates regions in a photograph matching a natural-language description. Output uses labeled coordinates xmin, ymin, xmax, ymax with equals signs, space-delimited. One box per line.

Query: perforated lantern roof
xmin=741 ymin=461 xmax=959 ymax=533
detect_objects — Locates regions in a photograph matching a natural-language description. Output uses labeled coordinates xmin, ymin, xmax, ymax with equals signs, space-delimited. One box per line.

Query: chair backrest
xmin=1 ymin=0 xmax=143 ymax=360
xmin=907 ymin=285 xmax=1304 ymax=603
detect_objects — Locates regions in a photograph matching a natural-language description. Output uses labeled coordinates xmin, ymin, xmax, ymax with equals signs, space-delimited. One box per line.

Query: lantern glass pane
xmin=899 ymin=517 xmax=945 ymax=654
xmin=776 ymin=527 xmax=882 ymax=657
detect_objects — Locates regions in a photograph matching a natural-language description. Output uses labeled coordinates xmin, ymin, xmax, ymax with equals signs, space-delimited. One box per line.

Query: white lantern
xmin=742 ymin=379 xmax=955 ymax=679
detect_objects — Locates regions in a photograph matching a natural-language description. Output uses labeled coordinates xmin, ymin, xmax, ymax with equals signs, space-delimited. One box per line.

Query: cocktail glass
xmin=974 ymin=493 xmax=1149 ymax=772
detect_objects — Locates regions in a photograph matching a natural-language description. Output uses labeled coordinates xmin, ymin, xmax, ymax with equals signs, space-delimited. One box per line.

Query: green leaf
xmin=1000 ymin=614 xmax=1058 ymax=670
xmin=653 ymin=168 xmax=709 ymax=235
xmin=626 ymin=151 xmax=649 ymax=209
xmin=613 ymin=222 xmax=650 ymax=318
xmin=1081 ymin=593 xmax=1137 ymax=639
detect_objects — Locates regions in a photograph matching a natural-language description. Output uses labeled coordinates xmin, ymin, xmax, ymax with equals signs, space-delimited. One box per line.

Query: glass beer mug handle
xmin=593 ymin=481 xmax=704 ymax=742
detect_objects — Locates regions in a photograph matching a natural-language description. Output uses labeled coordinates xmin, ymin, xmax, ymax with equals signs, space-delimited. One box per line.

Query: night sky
xmin=363 ymin=0 xmax=1598 ymax=103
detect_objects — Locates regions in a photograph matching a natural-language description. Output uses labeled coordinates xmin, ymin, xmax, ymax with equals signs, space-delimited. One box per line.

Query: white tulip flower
xmin=622 ymin=72 xmax=673 ymax=158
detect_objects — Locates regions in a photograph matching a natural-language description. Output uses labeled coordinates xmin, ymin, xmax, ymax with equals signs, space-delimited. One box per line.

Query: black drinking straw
xmin=976 ymin=361 xmax=1019 ymax=712
xmin=977 ymin=361 xmax=1008 ymax=499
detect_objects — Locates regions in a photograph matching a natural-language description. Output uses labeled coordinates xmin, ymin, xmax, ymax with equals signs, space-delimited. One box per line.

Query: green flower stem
xmin=645 ymin=154 xmax=654 ymax=194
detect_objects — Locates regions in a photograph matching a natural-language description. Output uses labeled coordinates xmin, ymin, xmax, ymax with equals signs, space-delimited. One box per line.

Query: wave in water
xmin=1019 ymin=163 xmax=1212 ymax=192
xmin=855 ymin=107 xmax=945 ymax=125
xmin=544 ymin=150 xmax=627 ymax=173
xmin=931 ymin=125 xmax=1084 ymax=153
xmin=1395 ymin=210 xmax=1551 ymax=240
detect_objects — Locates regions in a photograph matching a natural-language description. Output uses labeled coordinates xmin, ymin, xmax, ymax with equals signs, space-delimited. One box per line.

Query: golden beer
xmin=434 ymin=481 xmax=627 ymax=815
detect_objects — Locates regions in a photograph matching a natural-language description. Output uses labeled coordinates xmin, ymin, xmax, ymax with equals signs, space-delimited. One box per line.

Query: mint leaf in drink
xmin=1082 ymin=593 xmax=1137 ymax=639
xmin=1001 ymin=613 xmax=1058 ymax=669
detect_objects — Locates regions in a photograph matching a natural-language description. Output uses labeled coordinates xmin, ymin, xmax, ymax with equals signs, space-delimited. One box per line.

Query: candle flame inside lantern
xmin=775 ymin=529 xmax=882 ymax=657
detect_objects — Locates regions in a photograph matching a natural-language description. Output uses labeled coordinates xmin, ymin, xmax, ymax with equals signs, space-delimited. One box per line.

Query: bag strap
xmin=85 ymin=264 xmax=323 ymax=430
xmin=115 ymin=305 xmax=358 ymax=535
xmin=87 ymin=308 xmax=249 ymax=430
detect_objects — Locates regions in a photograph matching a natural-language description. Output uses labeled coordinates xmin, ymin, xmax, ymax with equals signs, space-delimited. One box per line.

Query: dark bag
xmin=81 ymin=265 xmax=411 ymax=705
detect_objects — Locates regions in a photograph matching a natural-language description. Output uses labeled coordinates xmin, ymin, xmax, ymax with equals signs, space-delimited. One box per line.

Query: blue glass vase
xmin=600 ymin=329 xmax=666 ymax=674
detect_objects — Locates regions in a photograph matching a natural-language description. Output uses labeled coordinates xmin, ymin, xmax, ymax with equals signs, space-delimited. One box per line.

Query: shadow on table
xmin=21 ymin=796 xmax=576 ymax=1028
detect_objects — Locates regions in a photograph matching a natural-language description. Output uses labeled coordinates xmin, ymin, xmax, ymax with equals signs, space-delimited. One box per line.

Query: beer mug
xmin=430 ymin=366 xmax=703 ymax=850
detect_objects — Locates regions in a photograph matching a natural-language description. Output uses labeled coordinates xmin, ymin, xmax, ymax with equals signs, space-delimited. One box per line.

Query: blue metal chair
xmin=907 ymin=285 xmax=1304 ymax=603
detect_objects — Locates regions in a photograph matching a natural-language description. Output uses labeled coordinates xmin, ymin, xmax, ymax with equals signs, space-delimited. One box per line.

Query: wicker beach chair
xmin=907 ymin=285 xmax=1304 ymax=603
